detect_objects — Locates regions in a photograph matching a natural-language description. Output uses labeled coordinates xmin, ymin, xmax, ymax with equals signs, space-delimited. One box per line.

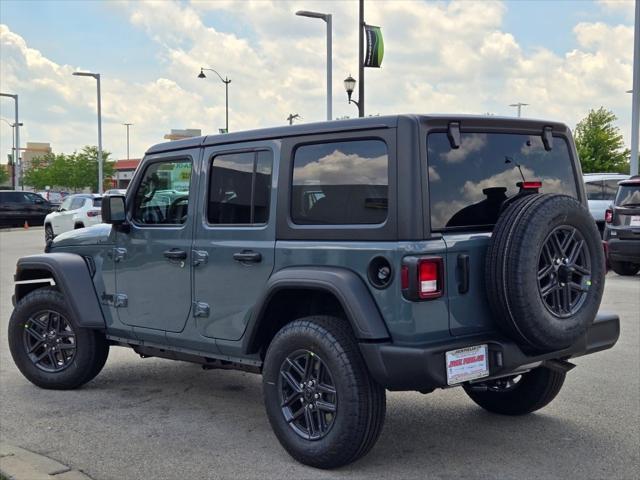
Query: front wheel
xmin=262 ymin=316 xmax=386 ymax=469
xmin=463 ymin=366 xmax=565 ymax=416
xmin=609 ymin=260 xmax=640 ymax=276
xmin=45 ymin=224 xmax=54 ymax=242
xmin=8 ymin=288 xmax=109 ymax=390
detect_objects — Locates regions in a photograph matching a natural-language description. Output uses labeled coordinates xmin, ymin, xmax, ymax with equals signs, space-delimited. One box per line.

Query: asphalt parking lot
xmin=0 ymin=227 xmax=638 ymax=480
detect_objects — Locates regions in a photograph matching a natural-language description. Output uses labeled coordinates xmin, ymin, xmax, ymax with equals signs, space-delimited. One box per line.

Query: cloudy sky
xmin=0 ymin=0 xmax=636 ymax=163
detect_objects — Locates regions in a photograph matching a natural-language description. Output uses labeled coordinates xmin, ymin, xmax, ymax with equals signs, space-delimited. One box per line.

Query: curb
xmin=0 ymin=443 xmax=92 ymax=480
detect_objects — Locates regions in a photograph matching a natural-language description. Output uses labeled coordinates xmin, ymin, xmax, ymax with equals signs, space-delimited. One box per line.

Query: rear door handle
xmin=233 ymin=251 xmax=262 ymax=263
xmin=164 ymin=249 xmax=187 ymax=261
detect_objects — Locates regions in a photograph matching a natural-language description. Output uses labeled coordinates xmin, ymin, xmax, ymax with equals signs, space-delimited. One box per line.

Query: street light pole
xmin=123 ymin=123 xmax=133 ymax=160
xmin=0 ymin=93 xmax=20 ymax=189
xmin=630 ymin=0 xmax=640 ymax=176
xmin=73 ymin=72 xmax=104 ymax=193
xmin=198 ymin=67 xmax=231 ymax=133
xmin=509 ymin=102 xmax=529 ymax=118
xmin=296 ymin=10 xmax=333 ymax=121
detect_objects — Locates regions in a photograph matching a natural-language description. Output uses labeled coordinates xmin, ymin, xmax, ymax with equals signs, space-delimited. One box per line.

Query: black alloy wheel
xmin=22 ymin=309 xmax=77 ymax=373
xmin=537 ymin=226 xmax=591 ymax=318
xmin=279 ymin=349 xmax=337 ymax=441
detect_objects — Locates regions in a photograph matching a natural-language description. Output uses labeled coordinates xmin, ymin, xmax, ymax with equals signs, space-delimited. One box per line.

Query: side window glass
xmin=133 ymin=159 xmax=192 ymax=225
xmin=585 ymin=181 xmax=604 ymax=200
xmin=208 ymin=150 xmax=273 ymax=225
xmin=70 ymin=197 xmax=86 ymax=210
xmin=59 ymin=198 xmax=72 ymax=211
xmin=291 ymin=139 xmax=388 ymax=225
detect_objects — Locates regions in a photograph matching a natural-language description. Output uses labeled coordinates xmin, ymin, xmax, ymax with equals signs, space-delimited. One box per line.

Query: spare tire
xmin=486 ymin=193 xmax=605 ymax=351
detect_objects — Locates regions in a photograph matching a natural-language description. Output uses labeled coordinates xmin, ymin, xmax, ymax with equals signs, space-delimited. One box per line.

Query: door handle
xmin=164 ymin=249 xmax=187 ymax=261
xmin=233 ymin=251 xmax=262 ymax=263
xmin=457 ymin=254 xmax=470 ymax=294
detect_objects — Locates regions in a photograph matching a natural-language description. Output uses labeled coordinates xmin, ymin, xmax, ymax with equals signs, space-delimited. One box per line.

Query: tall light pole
xmin=296 ymin=10 xmax=333 ymax=121
xmin=1 ymin=118 xmax=23 ymax=189
xmin=123 ymin=123 xmax=133 ymax=160
xmin=1 ymin=93 xmax=21 ymax=189
xmin=630 ymin=0 xmax=640 ymax=176
xmin=73 ymin=72 xmax=103 ymax=193
xmin=509 ymin=102 xmax=528 ymax=118
xmin=198 ymin=67 xmax=231 ymax=133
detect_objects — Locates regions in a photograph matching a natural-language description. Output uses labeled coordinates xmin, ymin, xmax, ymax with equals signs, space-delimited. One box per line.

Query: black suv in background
xmin=604 ymin=176 xmax=640 ymax=276
xmin=0 ymin=190 xmax=54 ymax=228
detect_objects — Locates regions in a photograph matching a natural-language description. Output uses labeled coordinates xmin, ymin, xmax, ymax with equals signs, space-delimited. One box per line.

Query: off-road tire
xmin=262 ymin=315 xmax=386 ymax=469
xmin=486 ymin=194 xmax=605 ymax=351
xmin=609 ymin=260 xmax=640 ymax=276
xmin=463 ymin=366 xmax=566 ymax=415
xmin=8 ymin=288 xmax=109 ymax=390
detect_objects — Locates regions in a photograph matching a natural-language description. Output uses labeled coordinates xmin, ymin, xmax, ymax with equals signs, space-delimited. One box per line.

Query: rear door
xmin=426 ymin=130 xmax=580 ymax=335
xmin=191 ymin=142 xmax=277 ymax=341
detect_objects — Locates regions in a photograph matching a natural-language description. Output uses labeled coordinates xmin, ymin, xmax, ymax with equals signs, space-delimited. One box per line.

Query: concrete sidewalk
xmin=0 ymin=443 xmax=92 ymax=480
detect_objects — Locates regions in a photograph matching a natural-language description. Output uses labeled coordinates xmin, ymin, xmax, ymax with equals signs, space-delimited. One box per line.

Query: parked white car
xmin=44 ymin=194 xmax=102 ymax=242
xmin=583 ymin=173 xmax=630 ymax=234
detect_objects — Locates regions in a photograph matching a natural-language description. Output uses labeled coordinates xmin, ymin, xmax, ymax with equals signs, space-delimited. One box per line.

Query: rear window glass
xmin=615 ymin=184 xmax=640 ymax=207
xmin=291 ymin=139 xmax=388 ymax=225
xmin=585 ymin=181 xmax=604 ymax=200
xmin=92 ymin=198 xmax=102 ymax=207
xmin=427 ymin=133 xmax=578 ymax=230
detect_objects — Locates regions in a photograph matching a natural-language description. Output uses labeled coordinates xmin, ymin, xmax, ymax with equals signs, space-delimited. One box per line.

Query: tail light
xmin=605 ymin=209 xmax=613 ymax=224
xmin=401 ymin=256 xmax=444 ymax=300
xmin=87 ymin=210 xmax=101 ymax=217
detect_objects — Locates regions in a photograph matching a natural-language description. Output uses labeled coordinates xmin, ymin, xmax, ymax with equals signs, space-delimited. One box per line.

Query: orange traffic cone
xmin=23 ymin=220 xmax=29 ymax=229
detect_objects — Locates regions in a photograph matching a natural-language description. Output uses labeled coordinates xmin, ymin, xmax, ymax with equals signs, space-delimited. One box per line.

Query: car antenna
xmin=505 ymin=156 xmax=526 ymax=182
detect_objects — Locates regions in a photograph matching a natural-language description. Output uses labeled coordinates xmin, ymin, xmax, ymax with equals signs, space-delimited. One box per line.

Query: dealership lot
xmin=0 ymin=228 xmax=638 ymax=480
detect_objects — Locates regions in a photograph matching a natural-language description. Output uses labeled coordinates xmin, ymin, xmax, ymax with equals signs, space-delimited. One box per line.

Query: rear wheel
xmin=74 ymin=222 xmax=84 ymax=229
xmin=8 ymin=288 xmax=109 ymax=390
xmin=609 ymin=260 xmax=640 ymax=276
xmin=463 ymin=366 xmax=565 ymax=415
xmin=262 ymin=315 xmax=386 ymax=469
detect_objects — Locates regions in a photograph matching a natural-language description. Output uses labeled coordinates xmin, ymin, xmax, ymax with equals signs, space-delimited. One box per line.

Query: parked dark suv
xmin=0 ymin=190 xmax=54 ymax=227
xmin=604 ymin=175 xmax=640 ymax=276
xmin=8 ymin=115 xmax=619 ymax=468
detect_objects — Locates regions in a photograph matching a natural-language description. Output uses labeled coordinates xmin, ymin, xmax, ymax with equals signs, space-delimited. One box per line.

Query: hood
xmin=51 ymin=223 xmax=114 ymax=248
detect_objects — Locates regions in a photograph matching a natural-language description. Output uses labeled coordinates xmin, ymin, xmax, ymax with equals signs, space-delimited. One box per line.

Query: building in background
xmin=163 ymin=129 xmax=201 ymax=141
xmin=21 ymin=142 xmax=52 ymax=172
xmin=113 ymin=158 xmax=141 ymax=189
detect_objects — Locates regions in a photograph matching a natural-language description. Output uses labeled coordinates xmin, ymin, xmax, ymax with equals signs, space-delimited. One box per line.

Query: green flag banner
xmin=364 ymin=25 xmax=384 ymax=68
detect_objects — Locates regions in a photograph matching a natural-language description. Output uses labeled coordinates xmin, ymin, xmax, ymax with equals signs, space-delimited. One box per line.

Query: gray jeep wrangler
xmin=9 ymin=115 xmax=619 ymax=469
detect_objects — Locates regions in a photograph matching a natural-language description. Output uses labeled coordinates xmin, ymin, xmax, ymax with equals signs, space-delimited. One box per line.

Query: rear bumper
xmin=607 ymin=238 xmax=640 ymax=263
xmin=359 ymin=311 xmax=620 ymax=392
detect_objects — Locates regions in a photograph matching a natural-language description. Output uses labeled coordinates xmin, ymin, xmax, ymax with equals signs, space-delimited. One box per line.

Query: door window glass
xmin=59 ymin=197 xmax=72 ymax=211
xmin=427 ymin=133 xmax=578 ymax=230
xmin=70 ymin=197 xmax=86 ymax=210
xmin=291 ymin=139 xmax=388 ymax=225
xmin=207 ymin=150 xmax=273 ymax=225
xmin=132 ymin=160 xmax=192 ymax=225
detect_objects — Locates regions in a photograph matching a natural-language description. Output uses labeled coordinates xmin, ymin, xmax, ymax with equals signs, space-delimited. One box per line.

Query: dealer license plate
xmin=630 ymin=216 xmax=640 ymax=227
xmin=446 ymin=344 xmax=489 ymax=385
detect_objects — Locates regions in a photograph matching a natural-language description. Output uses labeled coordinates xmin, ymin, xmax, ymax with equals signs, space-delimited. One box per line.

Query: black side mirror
xmin=102 ymin=194 xmax=126 ymax=225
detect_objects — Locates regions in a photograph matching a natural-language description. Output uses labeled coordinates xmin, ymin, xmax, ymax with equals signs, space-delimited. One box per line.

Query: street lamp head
xmin=344 ymin=74 xmax=356 ymax=100
xmin=73 ymin=71 xmax=99 ymax=78
xmin=296 ymin=10 xmax=329 ymax=21
xmin=198 ymin=68 xmax=207 ymax=79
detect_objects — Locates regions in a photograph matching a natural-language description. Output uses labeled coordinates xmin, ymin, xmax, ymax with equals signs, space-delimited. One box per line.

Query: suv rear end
xmin=604 ymin=176 xmax=640 ymax=275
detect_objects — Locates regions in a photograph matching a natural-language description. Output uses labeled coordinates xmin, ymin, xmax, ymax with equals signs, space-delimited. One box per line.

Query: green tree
xmin=0 ymin=164 xmax=9 ymax=185
xmin=22 ymin=146 xmax=113 ymax=192
xmin=574 ymin=107 xmax=630 ymax=173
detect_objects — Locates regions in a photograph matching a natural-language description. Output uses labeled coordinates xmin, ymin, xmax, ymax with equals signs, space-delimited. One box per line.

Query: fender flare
xmin=15 ymin=253 xmax=105 ymax=328
xmin=245 ymin=266 xmax=390 ymax=353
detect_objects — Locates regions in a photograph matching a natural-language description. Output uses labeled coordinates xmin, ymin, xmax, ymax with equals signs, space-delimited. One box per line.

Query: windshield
xmin=427 ymin=132 xmax=578 ymax=230
xmin=615 ymin=184 xmax=640 ymax=207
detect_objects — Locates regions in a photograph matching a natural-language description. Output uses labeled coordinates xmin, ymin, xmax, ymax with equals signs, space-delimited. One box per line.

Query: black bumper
xmin=359 ymin=311 xmax=620 ymax=392
xmin=607 ymin=238 xmax=640 ymax=263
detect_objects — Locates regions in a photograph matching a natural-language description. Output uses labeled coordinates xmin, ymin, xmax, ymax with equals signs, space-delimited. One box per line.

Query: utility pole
xmin=630 ymin=0 xmax=640 ymax=176
xmin=0 ymin=93 xmax=20 ymax=189
xmin=123 ymin=123 xmax=133 ymax=160
xmin=358 ymin=0 xmax=365 ymax=117
xmin=73 ymin=72 xmax=104 ymax=193
xmin=509 ymin=102 xmax=528 ymax=118
xmin=287 ymin=113 xmax=301 ymax=125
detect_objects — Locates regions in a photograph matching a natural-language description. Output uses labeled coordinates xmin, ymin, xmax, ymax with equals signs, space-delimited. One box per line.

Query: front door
xmin=192 ymin=143 xmax=277 ymax=341
xmin=115 ymin=153 xmax=197 ymax=337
